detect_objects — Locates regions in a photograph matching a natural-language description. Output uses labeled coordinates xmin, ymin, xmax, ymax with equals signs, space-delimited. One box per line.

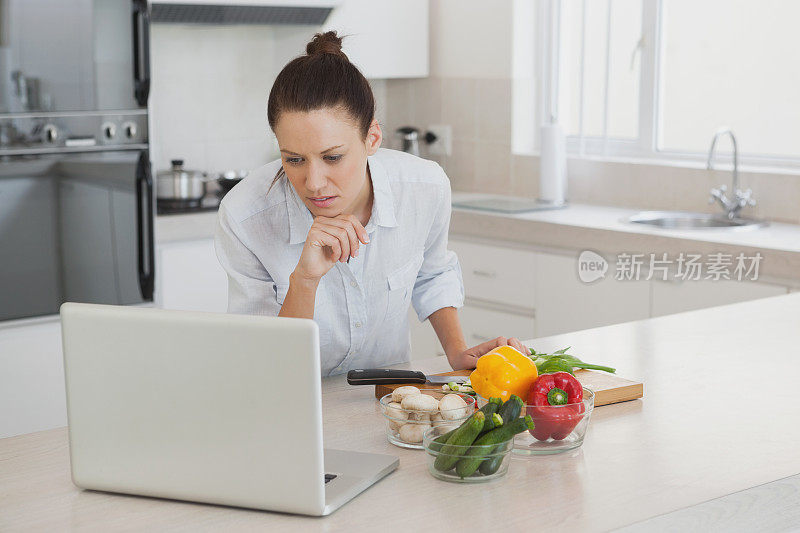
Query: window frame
xmin=539 ymin=0 xmax=800 ymax=171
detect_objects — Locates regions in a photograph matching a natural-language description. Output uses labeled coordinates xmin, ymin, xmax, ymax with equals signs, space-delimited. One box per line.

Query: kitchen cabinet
xmin=156 ymin=239 xmax=228 ymax=313
xmin=650 ymin=278 xmax=788 ymax=317
xmin=459 ymin=303 xmax=535 ymax=346
xmin=410 ymin=239 xmax=535 ymax=359
xmin=409 ymin=310 xmax=443 ymax=360
xmin=534 ymin=252 xmax=651 ymax=337
xmin=449 ymin=240 xmax=536 ymax=310
xmin=446 ymin=237 xmax=791 ymax=342
xmin=0 ymin=320 xmax=67 ymax=439
xmin=409 ymin=304 xmax=537 ymax=361
xmin=449 ymin=238 xmax=650 ymax=342
xmin=322 ymin=0 xmax=429 ymax=79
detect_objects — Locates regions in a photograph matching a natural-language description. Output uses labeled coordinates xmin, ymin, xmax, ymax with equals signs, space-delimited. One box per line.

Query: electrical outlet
xmin=426 ymin=124 xmax=452 ymax=156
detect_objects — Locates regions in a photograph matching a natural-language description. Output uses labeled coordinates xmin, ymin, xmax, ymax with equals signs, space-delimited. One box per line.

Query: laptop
xmin=60 ymin=303 xmax=398 ymax=516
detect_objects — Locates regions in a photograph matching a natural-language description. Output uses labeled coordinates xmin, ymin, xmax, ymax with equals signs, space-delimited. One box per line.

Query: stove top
xmin=157 ymin=194 xmax=222 ymax=215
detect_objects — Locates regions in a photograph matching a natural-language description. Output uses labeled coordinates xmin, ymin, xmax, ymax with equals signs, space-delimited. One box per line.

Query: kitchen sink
xmin=627 ymin=211 xmax=768 ymax=230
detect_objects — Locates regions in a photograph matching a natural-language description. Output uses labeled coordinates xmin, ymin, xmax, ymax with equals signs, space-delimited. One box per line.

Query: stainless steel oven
xmin=0 ymin=0 xmax=152 ymax=322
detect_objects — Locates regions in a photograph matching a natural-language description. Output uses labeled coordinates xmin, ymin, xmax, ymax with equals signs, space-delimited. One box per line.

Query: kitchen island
xmin=2 ymin=294 xmax=800 ymax=531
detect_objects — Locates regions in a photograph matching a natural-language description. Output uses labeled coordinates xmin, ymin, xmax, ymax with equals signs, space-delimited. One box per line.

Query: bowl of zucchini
xmin=422 ymin=396 xmax=534 ymax=483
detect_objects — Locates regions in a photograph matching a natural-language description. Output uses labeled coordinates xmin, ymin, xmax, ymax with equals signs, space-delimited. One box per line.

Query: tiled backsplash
xmin=386 ymin=77 xmax=800 ymax=225
xmin=385 ymin=77 xmax=514 ymax=194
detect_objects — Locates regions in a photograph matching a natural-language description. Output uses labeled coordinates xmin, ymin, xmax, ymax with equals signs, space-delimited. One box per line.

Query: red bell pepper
xmin=527 ymin=372 xmax=585 ymax=441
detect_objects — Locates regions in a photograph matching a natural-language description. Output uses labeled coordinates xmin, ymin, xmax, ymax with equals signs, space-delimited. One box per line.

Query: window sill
xmin=513 ymin=149 xmax=800 ymax=178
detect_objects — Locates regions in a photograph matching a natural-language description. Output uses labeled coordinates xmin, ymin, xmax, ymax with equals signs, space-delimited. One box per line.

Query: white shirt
xmin=214 ymin=148 xmax=464 ymax=376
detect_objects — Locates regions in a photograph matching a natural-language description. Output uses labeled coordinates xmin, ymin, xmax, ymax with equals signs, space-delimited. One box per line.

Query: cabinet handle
xmin=132 ymin=0 xmax=151 ymax=106
xmin=472 ymin=269 xmax=497 ymax=279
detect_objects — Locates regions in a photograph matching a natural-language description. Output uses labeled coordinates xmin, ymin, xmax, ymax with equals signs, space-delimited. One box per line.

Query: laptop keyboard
xmin=324 ymin=474 xmax=337 ymax=484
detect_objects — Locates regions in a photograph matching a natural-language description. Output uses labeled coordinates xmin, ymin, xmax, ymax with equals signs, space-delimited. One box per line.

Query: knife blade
xmin=346 ymin=368 xmax=469 ymax=385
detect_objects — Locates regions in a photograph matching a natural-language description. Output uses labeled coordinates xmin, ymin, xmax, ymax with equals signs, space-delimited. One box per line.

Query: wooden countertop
xmin=3 ymin=294 xmax=800 ymax=531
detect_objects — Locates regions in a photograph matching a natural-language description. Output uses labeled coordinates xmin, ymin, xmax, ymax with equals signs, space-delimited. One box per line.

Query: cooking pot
xmin=216 ymin=169 xmax=249 ymax=195
xmin=156 ymin=159 xmax=212 ymax=202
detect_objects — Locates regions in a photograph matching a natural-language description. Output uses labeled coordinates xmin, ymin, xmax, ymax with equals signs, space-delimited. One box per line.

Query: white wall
xmin=150 ymin=24 xmax=284 ymax=174
xmin=149 ymin=24 xmax=389 ymax=175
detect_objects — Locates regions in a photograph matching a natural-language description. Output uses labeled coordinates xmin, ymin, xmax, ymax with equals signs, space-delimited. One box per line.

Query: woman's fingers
xmin=313 ymin=214 xmax=370 ymax=261
xmin=508 ymin=337 xmax=528 ymax=354
xmin=467 ymin=336 xmax=529 ymax=359
xmin=311 ymin=218 xmax=351 ymax=262
xmin=321 ymin=224 xmax=351 ymax=262
xmin=319 ymin=217 xmax=360 ymax=258
xmin=309 ymin=228 xmax=343 ymax=263
xmin=467 ymin=336 xmax=507 ymax=358
xmin=342 ymin=214 xmax=370 ymax=244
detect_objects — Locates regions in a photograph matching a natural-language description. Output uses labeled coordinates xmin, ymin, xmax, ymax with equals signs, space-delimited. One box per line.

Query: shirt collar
xmin=286 ymin=153 xmax=398 ymax=245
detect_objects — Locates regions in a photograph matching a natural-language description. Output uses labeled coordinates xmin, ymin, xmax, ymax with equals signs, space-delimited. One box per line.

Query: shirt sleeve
xmin=214 ymin=204 xmax=281 ymax=316
xmin=411 ymin=164 xmax=465 ymax=322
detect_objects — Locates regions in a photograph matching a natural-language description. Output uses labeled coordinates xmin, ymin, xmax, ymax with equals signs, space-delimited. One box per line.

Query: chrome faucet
xmin=707 ymin=128 xmax=755 ymax=219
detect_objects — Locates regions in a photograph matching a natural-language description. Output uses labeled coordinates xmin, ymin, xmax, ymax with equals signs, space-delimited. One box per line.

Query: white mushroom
xmin=391 ymin=386 xmax=421 ymax=403
xmin=398 ymin=421 xmax=431 ymax=444
xmin=438 ymin=394 xmax=469 ymax=420
xmin=386 ymin=402 xmax=408 ymax=430
xmin=430 ymin=412 xmax=446 ymax=427
xmin=408 ymin=411 xmax=430 ymax=422
xmin=400 ymin=393 xmax=440 ymax=413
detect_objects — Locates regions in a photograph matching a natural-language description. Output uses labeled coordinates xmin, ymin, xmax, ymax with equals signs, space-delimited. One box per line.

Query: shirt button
xmin=350 ymin=281 xmax=358 ymax=288
xmin=354 ymin=321 xmax=362 ymax=328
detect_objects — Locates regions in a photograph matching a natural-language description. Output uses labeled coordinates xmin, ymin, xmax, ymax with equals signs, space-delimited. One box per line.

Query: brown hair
xmin=267 ymin=31 xmax=376 ymax=192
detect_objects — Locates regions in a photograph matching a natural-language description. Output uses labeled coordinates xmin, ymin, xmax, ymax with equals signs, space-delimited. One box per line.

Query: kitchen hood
xmin=151 ymin=0 xmax=339 ymax=26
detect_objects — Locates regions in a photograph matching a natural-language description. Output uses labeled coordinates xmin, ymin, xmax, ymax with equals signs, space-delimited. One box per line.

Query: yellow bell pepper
xmin=469 ymin=345 xmax=539 ymax=402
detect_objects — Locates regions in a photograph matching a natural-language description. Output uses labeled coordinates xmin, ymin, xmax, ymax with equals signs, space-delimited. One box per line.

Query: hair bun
xmin=306 ymin=31 xmax=347 ymax=59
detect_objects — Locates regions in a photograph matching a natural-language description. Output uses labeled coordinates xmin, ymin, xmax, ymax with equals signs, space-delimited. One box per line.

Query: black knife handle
xmin=347 ymin=369 xmax=427 ymax=385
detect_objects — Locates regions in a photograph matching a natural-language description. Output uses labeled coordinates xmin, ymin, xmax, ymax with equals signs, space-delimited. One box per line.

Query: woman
xmin=215 ymin=31 xmax=527 ymax=376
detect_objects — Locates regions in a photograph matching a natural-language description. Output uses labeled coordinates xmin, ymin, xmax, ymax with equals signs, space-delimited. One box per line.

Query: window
xmin=536 ymin=0 xmax=800 ymax=167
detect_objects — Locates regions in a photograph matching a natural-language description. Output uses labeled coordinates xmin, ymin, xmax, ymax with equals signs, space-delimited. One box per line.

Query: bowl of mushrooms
xmin=379 ymin=386 xmax=477 ymax=449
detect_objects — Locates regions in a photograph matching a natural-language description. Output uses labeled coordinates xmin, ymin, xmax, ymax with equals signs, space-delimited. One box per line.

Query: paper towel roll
xmin=539 ymin=123 xmax=567 ymax=205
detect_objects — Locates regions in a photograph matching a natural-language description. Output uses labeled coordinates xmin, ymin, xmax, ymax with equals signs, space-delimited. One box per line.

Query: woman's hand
xmin=448 ymin=336 xmax=529 ymax=370
xmin=293 ymin=214 xmax=370 ymax=282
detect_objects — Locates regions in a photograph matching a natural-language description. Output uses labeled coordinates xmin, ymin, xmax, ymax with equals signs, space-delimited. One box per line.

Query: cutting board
xmin=374 ymin=369 xmax=643 ymax=407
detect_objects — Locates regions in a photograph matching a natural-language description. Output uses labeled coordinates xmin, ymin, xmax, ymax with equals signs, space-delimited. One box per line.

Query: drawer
xmin=535 ymin=252 xmax=650 ymax=337
xmin=449 ymin=239 xmax=536 ymax=309
xmin=459 ymin=304 xmax=535 ymax=347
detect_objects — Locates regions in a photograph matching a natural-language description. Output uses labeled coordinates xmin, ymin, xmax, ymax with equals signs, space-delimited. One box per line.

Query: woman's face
xmin=274 ymin=107 xmax=381 ymax=218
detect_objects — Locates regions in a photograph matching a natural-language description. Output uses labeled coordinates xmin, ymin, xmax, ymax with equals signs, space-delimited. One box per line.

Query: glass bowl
xmin=422 ymin=426 xmax=514 ymax=483
xmin=478 ymin=388 xmax=595 ymax=455
xmin=379 ymin=389 xmax=476 ymax=449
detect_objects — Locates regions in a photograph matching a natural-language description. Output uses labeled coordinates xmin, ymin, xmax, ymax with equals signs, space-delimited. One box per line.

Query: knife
xmin=346 ymin=368 xmax=469 ymax=385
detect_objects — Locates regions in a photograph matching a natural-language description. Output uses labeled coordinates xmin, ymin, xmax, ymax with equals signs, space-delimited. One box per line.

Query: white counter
xmin=3 ymin=293 xmax=800 ymax=531
xmin=153 ymin=195 xmax=800 ymax=282
xmin=450 ymin=193 xmax=800 ymax=283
